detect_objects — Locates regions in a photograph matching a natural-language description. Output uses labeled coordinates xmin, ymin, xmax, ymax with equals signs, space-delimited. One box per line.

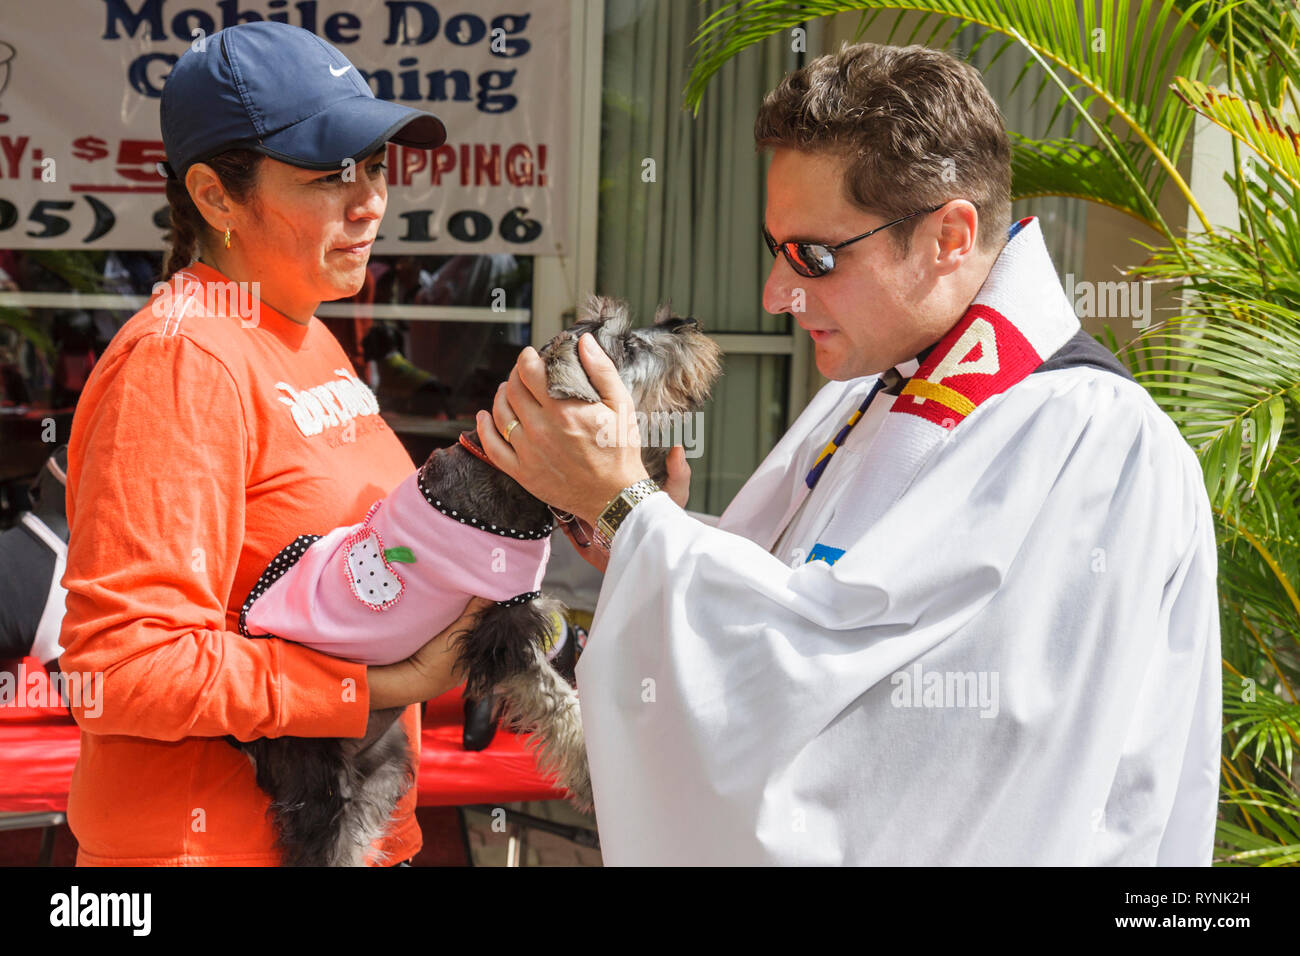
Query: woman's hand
xmin=366 ymin=596 xmax=494 ymax=710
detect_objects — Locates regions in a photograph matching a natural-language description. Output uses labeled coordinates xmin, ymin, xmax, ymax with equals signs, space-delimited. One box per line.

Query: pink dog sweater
xmin=240 ymin=462 xmax=551 ymax=666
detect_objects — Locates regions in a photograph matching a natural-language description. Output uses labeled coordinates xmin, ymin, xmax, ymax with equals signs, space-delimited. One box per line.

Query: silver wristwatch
xmin=592 ymin=478 xmax=661 ymax=553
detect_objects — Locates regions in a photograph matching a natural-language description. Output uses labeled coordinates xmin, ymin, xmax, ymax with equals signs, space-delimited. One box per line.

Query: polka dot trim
xmin=496 ymin=590 xmax=541 ymax=608
xmin=239 ymin=534 xmax=322 ymax=638
xmin=417 ymin=462 xmax=553 ymax=540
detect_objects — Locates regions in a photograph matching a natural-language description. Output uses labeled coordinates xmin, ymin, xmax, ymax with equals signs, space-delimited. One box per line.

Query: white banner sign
xmin=0 ymin=0 xmax=569 ymax=254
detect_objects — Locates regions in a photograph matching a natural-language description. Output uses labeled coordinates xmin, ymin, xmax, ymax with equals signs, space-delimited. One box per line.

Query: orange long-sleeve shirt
xmin=60 ymin=262 xmax=423 ymax=865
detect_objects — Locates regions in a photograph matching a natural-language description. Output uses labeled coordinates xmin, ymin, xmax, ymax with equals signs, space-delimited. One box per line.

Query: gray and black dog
xmin=232 ymin=295 xmax=722 ymax=866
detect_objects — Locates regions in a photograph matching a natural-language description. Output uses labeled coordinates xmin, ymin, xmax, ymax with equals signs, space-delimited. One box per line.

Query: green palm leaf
xmin=1134 ymin=302 xmax=1300 ymax=505
xmin=1216 ymin=766 xmax=1300 ymax=865
xmin=1214 ymin=2 xmax=1300 ymax=116
xmin=1222 ymin=675 xmax=1300 ymax=776
xmin=1009 ymin=134 xmax=1161 ymax=231
xmin=1173 ymin=77 xmax=1300 ymax=191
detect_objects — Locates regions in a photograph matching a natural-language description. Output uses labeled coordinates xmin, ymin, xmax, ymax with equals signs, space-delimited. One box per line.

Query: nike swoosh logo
xmin=329 ymin=64 xmax=352 ymax=77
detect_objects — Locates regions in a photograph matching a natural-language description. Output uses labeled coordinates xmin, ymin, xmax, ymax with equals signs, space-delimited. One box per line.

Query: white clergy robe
xmin=576 ymin=217 xmax=1222 ymax=866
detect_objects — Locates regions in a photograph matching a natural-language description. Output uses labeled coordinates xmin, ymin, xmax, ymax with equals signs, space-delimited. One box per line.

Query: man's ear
xmin=933 ymin=200 xmax=979 ymax=276
xmin=185 ymin=161 xmax=239 ymax=234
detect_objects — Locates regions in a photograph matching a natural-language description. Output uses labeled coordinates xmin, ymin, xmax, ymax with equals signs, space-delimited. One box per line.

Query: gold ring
xmin=505 ymin=419 xmax=520 ymax=442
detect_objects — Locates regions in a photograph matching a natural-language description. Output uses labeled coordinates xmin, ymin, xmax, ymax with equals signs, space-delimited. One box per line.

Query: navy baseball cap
xmin=159 ymin=21 xmax=445 ymax=180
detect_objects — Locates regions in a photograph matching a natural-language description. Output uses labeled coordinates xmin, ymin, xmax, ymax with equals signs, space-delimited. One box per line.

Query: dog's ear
xmin=580 ymin=294 xmax=632 ymax=338
xmin=577 ymin=293 xmax=607 ymax=324
xmin=583 ymin=296 xmax=632 ymax=366
xmin=592 ymin=299 xmax=631 ymax=378
xmin=651 ymin=301 xmax=673 ymax=326
xmin=543 ymin=295 xmax=632 ymax=402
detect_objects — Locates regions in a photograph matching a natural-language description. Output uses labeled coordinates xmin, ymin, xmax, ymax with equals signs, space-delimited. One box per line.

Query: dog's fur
xmin=233 ymin=296 xmax=722 ymax=866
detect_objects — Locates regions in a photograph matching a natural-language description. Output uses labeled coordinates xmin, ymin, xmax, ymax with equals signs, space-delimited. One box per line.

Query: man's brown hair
xmin=755 ymin=42 xmax=1012 ymax=257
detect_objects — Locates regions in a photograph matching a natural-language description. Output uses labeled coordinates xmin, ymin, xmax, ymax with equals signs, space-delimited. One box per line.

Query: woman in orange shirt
xmin=58 ymin=21 xmax=489 ymax=866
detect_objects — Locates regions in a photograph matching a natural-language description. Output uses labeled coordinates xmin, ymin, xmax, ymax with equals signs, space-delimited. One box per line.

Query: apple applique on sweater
xmin=344 ymin=530 xmax=415 ymax=610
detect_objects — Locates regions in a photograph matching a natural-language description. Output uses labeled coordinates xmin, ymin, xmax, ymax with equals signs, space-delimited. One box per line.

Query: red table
xmin=0 ymin=657 xmax=566 ymax=814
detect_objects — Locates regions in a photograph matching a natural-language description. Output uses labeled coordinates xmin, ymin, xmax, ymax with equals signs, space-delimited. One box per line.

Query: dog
xmin=232 ymin=296 xmax=723 ymax=866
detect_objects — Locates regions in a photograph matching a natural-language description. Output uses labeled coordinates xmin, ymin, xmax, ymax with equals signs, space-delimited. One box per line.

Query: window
xmin=591 ymin=0 xmax=818 ymax=513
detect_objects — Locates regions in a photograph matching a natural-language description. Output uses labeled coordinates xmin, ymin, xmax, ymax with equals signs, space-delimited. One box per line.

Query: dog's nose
xmin=664 ymin=316 xmax=699 ymax=332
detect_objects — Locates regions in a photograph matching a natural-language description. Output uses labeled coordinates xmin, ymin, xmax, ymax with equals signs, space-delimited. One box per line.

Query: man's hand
xmin=560 ymin=517 xmax=608 ymax=573
xmin=560 ymin=445 xmax=690 ymax=574
xmin=476 ymin=333 xmax=652 ymax=525
xmin=662 ymin=444 xmax=691 ymax=508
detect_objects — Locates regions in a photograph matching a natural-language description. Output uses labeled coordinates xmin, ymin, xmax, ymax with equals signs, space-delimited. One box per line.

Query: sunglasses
xmin=762 ymin=205 xmax=945 ymax=278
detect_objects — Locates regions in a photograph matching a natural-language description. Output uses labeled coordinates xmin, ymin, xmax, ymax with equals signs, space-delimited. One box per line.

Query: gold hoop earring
xmin=224 ymin=227 xmax=231 ymax=249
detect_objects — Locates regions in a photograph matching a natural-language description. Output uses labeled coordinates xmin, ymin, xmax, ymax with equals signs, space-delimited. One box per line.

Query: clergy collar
xmin=873 ymin=215 xmax=1045 ymax=395
xmin=882 ymin=341 xmax=938 ymax=396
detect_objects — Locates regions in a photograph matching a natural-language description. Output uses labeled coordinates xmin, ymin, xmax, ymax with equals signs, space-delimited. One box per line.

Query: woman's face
xmin=222 ymin=149 xmax=388 ymax=317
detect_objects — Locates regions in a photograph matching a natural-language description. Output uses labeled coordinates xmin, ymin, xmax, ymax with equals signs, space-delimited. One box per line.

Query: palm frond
xmin=1222 ymin=674 xmax=1300 ymax=776
xmin=1217 ymin=1 xmax=1300 ymax=118
xmin=1216 ymin=762 xmax=1300 ymax=865
xmin=1173 ymin=77 xmax=1300 ymax=192
xmin=1134 ymin=301 xmax=1300 ymax=505
xmin=1009 ymin=134 xmax=1161 ymax=232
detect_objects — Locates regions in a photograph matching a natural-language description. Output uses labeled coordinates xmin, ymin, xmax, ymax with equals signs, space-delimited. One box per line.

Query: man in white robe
xmin=476 ymin=43 xmax=1221 ymax=865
